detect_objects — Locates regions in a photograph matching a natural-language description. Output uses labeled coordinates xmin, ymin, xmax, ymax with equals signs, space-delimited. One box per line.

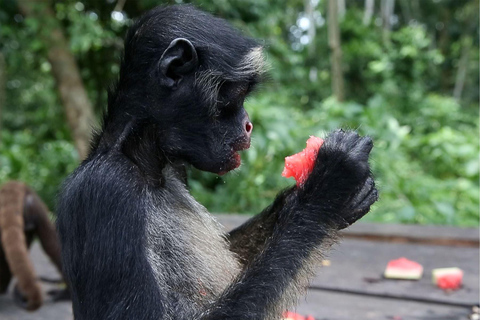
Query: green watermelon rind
xmin=432 ymin=267 xmax=463 ymax=289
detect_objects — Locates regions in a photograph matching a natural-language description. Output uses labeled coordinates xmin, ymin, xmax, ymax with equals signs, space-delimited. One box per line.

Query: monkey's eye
xmin=218 ymin=82 xmax=248 ymax=108
xmin=237 ymin=84 xmax=250 ymax=97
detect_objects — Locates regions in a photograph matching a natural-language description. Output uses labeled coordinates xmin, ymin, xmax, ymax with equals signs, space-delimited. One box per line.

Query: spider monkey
xmin=57 ymin=5 xmax=378 ymax=320
xmin=0 ymin=181 xmax=69 ymax=311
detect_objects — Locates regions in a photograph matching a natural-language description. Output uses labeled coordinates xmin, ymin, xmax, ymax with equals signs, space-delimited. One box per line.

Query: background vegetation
xmin=0 ymin=0 xmax=478 ymax=226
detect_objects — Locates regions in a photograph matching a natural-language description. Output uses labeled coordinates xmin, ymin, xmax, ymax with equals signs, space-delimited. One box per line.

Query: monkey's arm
xmin=202 ymin=131 xmax=378 ymax=320
xmin=227 ymin=188 xmax=293 ymax=266
xmin=0 ymin=182 xmax=43 ymax=311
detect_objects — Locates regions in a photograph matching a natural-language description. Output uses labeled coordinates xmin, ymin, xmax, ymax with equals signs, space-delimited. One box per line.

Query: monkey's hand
xmin=297 ymin=130 xmax=378 ymax=229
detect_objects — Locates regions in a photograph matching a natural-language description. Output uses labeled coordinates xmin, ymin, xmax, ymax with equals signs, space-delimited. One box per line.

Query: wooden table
xmin=0 ymin=214 xmax=477 ymax=320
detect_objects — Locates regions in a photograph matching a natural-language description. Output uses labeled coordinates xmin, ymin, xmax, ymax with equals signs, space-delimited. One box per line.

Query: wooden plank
xmin=343 ymin=222 xmax=479 ymax=247
xmin=309 ymin=238 xmax=479 ymax=306
xmin=295 ymin=289 xmax=472 ymax=320
xmin=215 ymin=214 xmax=480 ymax=247
xmin=215 ymin=213 xmax=251 ymax=231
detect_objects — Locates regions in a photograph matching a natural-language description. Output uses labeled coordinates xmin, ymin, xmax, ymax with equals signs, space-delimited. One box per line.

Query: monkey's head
xmin=112 ymin=5 xmax=265 ymax=174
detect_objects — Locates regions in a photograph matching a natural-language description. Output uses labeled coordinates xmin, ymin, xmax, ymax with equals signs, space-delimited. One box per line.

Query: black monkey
xmin=57 ymin=5 xmax=378 ymax=320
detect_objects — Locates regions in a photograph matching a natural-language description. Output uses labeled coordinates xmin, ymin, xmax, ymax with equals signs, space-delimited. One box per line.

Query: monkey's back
xmin=57 ymin=152 xmax=165 ymax=319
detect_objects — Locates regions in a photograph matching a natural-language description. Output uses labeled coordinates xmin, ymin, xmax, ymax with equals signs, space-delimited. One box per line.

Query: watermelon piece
xmin=282 ymin=136 xmax=324 ymax=187
xmin=283 ymin=311 xmax=304 ymax=320
xmin=384 ymin=257 xmax=423 ymax=280
xmin=432 ymin=267 xmax=463 ymax=290
xmin=282 ymin=311 xmax=315 ymax=320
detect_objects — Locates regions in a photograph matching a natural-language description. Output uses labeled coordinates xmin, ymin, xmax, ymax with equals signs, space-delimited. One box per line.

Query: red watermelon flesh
xmin=283 ymin=311 xmax=315 ymax=320
xmin=384 ymin=257 xmax=423 ymax=280
xmin=282 ymin=136 xmax=324 ymax=187
xmin=432 ymin=268 xmax=463 ymax=290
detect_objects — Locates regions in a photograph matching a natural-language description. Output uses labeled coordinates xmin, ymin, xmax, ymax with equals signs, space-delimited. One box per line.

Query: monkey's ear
xmin=159 ymin=38 xmax=198 ymax=88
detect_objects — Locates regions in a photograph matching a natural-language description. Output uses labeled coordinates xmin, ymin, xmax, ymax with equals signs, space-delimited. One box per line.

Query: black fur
xmin=57 ymin=5 xmax=378 ymax=320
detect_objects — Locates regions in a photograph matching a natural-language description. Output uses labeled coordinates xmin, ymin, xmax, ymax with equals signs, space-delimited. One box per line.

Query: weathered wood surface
xmin=340 ymin=222 xmax=479 ymax=247
xmin=295 ymin=290 xmax=471 ymax=320
xmin=309 ymin=238 xmax=479 ymax=306
xmin=0 ymin=215 xmax=478 ymax=320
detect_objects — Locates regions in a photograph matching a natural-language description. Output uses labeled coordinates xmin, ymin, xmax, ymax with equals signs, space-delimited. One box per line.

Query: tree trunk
xmin=328 ymin=0 xmax=345 ymax=101
xmin=363 ymin=0 xmax=375 ymax=25
xmin=381 ymin=0 xmax=395 ymax=44
xmin=338 ymin=0 xmax=346 ymax=20
xmin=398 ymin=0 xmax=411 ymax=24
xmin=410 ymin=0 xmax=420 ymax=21
xmin=17 ymin=1 xmax=95 ymax=160
xmin=453 ymin=37 xmax=472 ymax=103
xmin=304 ymin=0 xmax=316 ymax=58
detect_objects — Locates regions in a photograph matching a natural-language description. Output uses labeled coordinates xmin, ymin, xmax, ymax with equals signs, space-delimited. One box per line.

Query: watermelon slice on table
xmin=282 ymin=136 xmax=324 ymax=187
xmin=432 ymin=267 xmax=463 ymax=290
xmin=283 ymin=311 xmax=315 ymax=320
xmin=384 ymin=257 xmax=423 ymax=280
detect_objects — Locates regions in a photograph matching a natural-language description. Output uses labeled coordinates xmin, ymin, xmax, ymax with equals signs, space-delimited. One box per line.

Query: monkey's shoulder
xmin=58 ymin=152 xmax=144 ymax=219
xmin=58 ymin=152 xmax=189 ymax=219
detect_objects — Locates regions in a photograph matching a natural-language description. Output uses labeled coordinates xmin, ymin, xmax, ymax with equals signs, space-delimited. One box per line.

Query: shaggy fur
xmin=0 ymin=181 xmax=65 ymax=311
xmin=57 ymin=5 xmax=378 ymax=320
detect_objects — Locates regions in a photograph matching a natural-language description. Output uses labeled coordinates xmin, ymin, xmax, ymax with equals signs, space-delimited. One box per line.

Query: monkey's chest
xmin=143 ymin=191 xmax=240 ymax=307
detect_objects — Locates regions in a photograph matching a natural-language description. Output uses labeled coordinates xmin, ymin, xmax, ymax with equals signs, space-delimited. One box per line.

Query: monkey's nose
xmin=245 ymin=121 xmax=253 ymax=136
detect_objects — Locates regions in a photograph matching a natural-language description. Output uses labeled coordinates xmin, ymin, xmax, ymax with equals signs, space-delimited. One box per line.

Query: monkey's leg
xmin=0 ymin=240 xmax=12 ymax=293
xmin=24 ymin=188 xmax=62 ymax=275
xmin=0 ymin=182 xmax=43 ymax=311
xmin=24 ymin=188 xmax=69 ymax=301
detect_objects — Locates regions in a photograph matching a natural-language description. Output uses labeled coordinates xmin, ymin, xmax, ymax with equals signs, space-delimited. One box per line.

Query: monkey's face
xmin=148 ymin=36 xmax=261 ymax=175
xmin=199 ymin=84 xmax=253 ymax=175
xmin=163 ymin=80 xmax=254 ymax=175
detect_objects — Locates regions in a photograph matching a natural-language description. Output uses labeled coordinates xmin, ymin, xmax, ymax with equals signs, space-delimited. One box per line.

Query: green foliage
xmin=0 ymin=129 xmax=78 ymax=210
xmin=0 ymin=0 xmax=478 ymax=225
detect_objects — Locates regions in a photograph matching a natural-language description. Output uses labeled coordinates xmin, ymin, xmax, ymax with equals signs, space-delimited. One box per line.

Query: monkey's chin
xmin=218 ymin=152 xmax=241 ymax=176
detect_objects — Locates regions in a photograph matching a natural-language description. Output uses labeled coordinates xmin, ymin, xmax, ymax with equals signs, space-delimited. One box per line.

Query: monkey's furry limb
xmin=0 ymin=181 xmax=42 ymax=310
xmin=0 ymin=181 xmax=66 ymax=311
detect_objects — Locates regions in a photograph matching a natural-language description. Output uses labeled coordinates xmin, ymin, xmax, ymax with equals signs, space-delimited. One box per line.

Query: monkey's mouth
xmin=218 ymin=142 xmax=250 ymax=175
xmin=217 ymin=152 xmax=242 ymax=176
xmin=231 ymin=152 xmax=242 ymax=169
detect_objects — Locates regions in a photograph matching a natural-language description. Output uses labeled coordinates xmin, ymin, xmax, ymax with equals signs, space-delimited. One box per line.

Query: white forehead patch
xmin=237 ymin=47 xmax=267 ymax=76
xmin=194 ymin=46 xmax=267 ymax=115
